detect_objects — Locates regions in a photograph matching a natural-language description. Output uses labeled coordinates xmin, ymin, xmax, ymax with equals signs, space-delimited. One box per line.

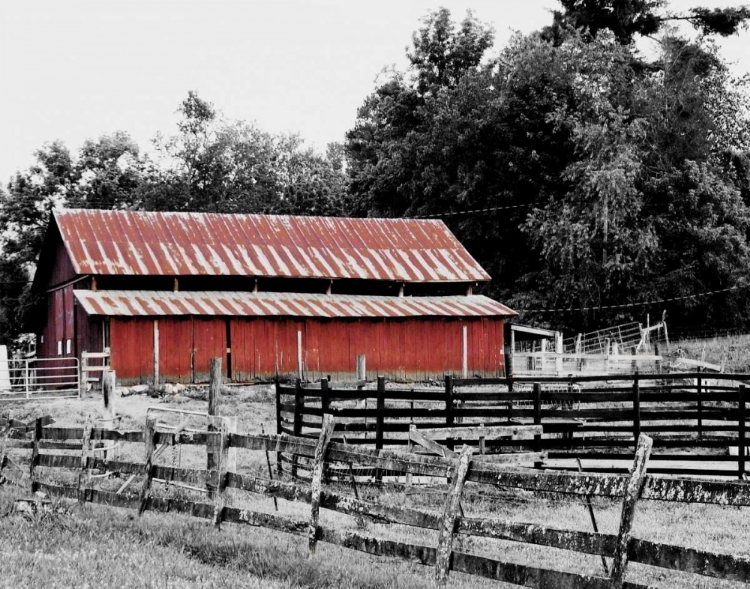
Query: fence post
xmin=375 ymin=376 xmax=385 ymax=482
xmin=29 ymin=417 xmax=42 ymax=495
xmin=321 ymin=377 xmax=330 ymax=415
xmin=632 ymin=371 xmax=640 ymax=450
xmin=533 ymin=383 xmax=542 ymax=469
xmin=697 ymin=368 xmax=703 ymax=440
xmin=739 ymin=385 xmax=746 ymax=480
xmin=207 ymin=357 xmax=222 ymax=499
xmin=102 ymin=369 xmax=115 ymax=421
xmin=77 ymin=417 xmax=93 ymax=504
xmin=275 ymin=378 xmax=282 ymax=475
xmin=292 ymin=378 xmax=304 ymax=479
xmin=445 ymin=375 xmax=454 ymax=450
xmin=609 ymin=433 xmax=652 ymax=588
xmin=138 ymin=417 xmax=156 ymax=516
xmin=0 ymin=423 xmax=9 ymax=483
xmin=80 ymin=353 xmax=87 ymax=397
xmin=435 ymin=445 xmax=473 ymax=587
xmin=308 ymin=414 xmax=335 ymax=558
xmin=211 ymin=418 xmax=229 ymax=529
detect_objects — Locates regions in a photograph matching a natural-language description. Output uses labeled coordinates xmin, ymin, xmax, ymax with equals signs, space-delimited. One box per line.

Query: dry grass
xmin=672 ymin=333 xmax=750 ymax=373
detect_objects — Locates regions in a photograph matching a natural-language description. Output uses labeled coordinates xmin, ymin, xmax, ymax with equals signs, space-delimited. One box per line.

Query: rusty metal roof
xmin=54 ymin=210 xmax=490 ymax=283
xmin=74 ymin=291 xmax=516 ymax=319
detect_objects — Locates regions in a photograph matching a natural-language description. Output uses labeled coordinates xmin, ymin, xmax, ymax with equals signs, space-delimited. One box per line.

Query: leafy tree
xmin=545 ymin=0 xmax=750 ymax=45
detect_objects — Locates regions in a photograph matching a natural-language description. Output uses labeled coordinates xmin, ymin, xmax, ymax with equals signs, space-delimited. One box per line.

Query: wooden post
xmin=435 ymin=445 xmax=473 ymax=587
xmin=609 ymin=433 xmax=653 ymax=589
xmin=211 ymin=418 xmax=229 ymax=529
xmin=207 ymin=357 xmax=222 ymax=498
xmin=445 ymin=375 xmax=454 ymax=451
xmin=77 ymin=417 xmax=93 ymax=504
xmin=739 ymin=385 xmax=746 ymax=479
xmin=0 ymin=424 xmax=8 ymax=483
xmin=80 ymin=353 xmax=87 ymax=396
xmin=533 ymin=383 xmax=542 ymax=469
xmin=356 ymin=355 xmax=366 ymax=383
xmin=375 ymin=376 xmax=385 ymax=482
xmin=138 ymin=417 xmax=156 ymax=516
xmin=102 ymin=369 xmax=115 ymax=421
xmin=321 ymin=377 xmax=330 ymax=415
xmin=697 ymin=368 xmax=703 ymax=440
xmin=29 ymin=418 xmax=42 ymax=495
xmin=297 ymin=330 xmax=303 ymax=380
xmin=292 ymin=378 xmax=304 ymax=479
xmin=632 ymin=371 xmax=640 ymax=450
xmin=275 ymin=379 xmax=282 ymax=475
xmin=308 ymin=414 xmax=335 ymax=557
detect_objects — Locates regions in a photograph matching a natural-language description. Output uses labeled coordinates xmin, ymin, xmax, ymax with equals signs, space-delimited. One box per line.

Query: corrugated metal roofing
xmin=54 ymin=210 xmax=490 ymax=283
xmin=74 ymin=290 xmax=516 ymax=319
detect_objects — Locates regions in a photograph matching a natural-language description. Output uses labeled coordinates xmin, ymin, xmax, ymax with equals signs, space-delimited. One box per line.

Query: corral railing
xmin=277 ymin=372 xmax=750 ymax=478
xmin=0 ymin=357 xmax=80 ymax=400
xmin=3 ymin=415 xmax=750 ymax=588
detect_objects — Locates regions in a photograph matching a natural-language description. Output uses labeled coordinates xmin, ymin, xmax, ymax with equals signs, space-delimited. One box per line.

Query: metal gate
xmin=0 ymin=357 xmax=80 ymax=400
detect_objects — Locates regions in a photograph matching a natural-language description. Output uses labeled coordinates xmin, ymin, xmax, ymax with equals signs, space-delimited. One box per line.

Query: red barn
xmin=32 ymin=210 xmax=515 ymax=384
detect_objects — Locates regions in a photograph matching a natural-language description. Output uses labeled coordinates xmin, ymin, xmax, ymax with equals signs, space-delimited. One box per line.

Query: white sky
xmin=1 ymin=0 xmax=748 ymax=185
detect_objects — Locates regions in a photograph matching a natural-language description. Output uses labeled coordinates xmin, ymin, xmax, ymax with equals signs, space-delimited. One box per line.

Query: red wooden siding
xmin=193 ymin=318 xmax=227 ymax=381
xmin=158 ymin=319 xmax=193 ymax=384
xmin=229 ymin=317 xmax=505 ymax=381
xmin=110 ymin=318 xmax=154 ymax=385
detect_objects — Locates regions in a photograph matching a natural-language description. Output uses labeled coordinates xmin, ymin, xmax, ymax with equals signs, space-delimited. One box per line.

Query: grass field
xmin=3 ymin=341 xmax=750 ymax=587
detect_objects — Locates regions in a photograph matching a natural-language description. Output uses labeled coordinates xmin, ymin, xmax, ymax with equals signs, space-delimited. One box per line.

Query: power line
xmin=408 ymin=202 xmax=534 ymax=219
xmin=516 ymin=283 xmax=748 ymax=314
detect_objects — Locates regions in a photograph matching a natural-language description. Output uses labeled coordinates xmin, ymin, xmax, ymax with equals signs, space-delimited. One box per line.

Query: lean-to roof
xmin=74 ymin=291 xmax=515 ymax=319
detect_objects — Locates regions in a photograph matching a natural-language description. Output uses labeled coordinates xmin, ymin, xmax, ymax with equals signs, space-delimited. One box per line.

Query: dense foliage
xmin=2 ymin=1 xmax=750 ymax=346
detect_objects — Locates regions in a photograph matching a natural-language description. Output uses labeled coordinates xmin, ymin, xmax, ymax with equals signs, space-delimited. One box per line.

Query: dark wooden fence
xmin=276 ymin=372 xmax=750 ymax=478
xmin=5 ymin=416 xmax=750 ymax=587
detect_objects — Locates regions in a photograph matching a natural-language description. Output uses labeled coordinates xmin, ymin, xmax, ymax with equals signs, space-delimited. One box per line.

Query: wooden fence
xmin=3 ymin=412 xmax=750 ymax=588
xmin=277 ymin=372 xmax=750 ymax=478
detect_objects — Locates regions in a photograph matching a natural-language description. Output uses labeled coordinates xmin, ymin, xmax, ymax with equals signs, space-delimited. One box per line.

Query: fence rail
xmin=3 ymin=414 xmax=750 ymax=588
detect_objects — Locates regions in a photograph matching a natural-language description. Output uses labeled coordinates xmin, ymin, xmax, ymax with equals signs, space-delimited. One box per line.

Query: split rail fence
xmin=3 ymin=411 xmax=750 ymax=587
xmin=277 ymin=372 xmax=750 ymax=479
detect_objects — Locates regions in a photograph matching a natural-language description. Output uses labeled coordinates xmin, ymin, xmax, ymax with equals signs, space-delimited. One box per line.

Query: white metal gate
xmin=0 ymin=357 xmax=80 ymax=400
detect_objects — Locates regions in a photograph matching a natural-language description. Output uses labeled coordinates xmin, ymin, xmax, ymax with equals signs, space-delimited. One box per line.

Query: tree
xmin=545 ymin=0 xmax=750 ymax=45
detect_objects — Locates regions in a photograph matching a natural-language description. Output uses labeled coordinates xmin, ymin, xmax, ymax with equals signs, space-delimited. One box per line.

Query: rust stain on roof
xmin=54 ymin=210 xmax=490 ymax=283
xmin=74 ymin=291 xmax=516 ymax=319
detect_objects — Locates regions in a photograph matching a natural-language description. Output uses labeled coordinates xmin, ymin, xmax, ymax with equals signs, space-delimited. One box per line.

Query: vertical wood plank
xmin=0 ymin=423 xmax=9 ymax=483
xmin=29 ymin=418 xmax=42 ymax=495
xmin=138 ymin=417 xmax=156 ymax=516
xmin=697 ymin=368 xmax=703 ymax=440
xmin=77 ymin=417 xmax=93 ymax=504
xmin=275 ymin=378 xmax=282 ymax=475
xmin=739 ymin=385 xmax=746 ymax=480
xmin=308 ymin=414 xmax=336 ymax=558
xmin=153 ymin=320 xmax=160 ymax=386
xmin=609 ymin=433 xmax=653 ymax=589
xmin=292 ymin=378 xmax=304 ymax=479
xmin=533 ymin=383 xmax=542 ymax=469
xmin=632 ymin=371 xmax=640 ymax=450
xmin=375 ymin=376 xmax=385 ymax=482
xmin=435 ymin=445 xmax=473 ymax=587
xmin=207 ymin=357 xmax=222 ymax=498
xmin=445 ymin=375 xmax=454 ymax=451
